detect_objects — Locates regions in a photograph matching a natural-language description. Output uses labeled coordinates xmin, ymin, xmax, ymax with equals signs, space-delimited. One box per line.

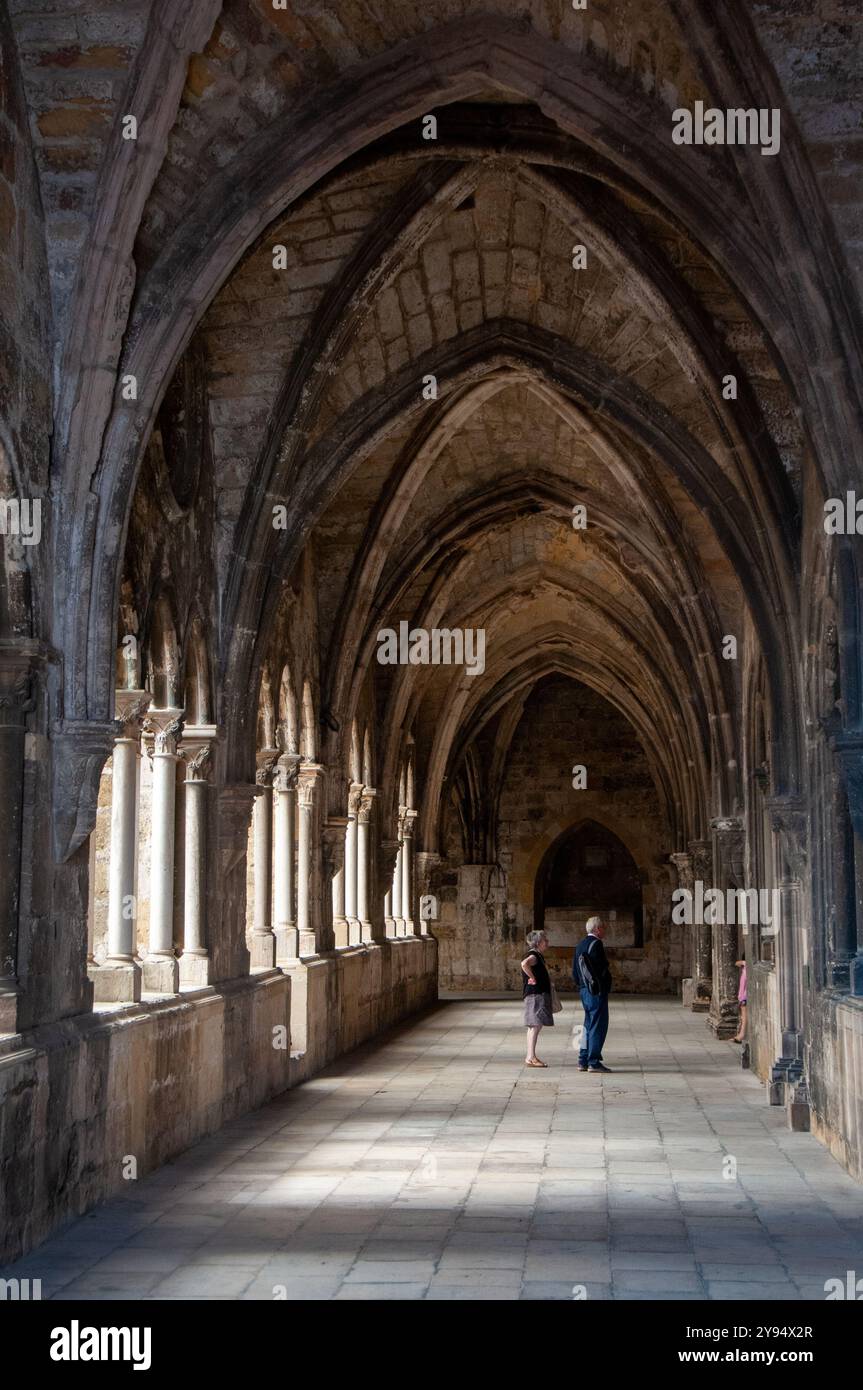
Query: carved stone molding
xmin=298 ymin=761 xmax=324 ymax=808
xmin=377 ymin=838 xmax=400 ymax=899
xmin=710 ymin=816 xmax=746 ymax=888
xmin=51 ymin=721 xmax=116 ymax=862
xmin=766 ymin=794 xmax=808 ymax=880
xmin=669 ymin=851 xmax=693 ymax=891
xmin=322 ymin=817 xmax=349 ymax=879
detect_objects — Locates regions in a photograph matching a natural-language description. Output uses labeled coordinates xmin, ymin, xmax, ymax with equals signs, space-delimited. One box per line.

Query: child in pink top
xmin=733 ymin=955 xmax=747 ymax=1043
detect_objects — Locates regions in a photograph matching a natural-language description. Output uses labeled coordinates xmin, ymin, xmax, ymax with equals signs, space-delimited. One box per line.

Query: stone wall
xmin=0 ymin=937 xmax=436 ymax=1263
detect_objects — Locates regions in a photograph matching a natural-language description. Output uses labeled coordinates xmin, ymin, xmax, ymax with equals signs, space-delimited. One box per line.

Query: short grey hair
xmin=586 ymin=916 xmax=603 ymax=933
xmin=526 ymin=929 xmax=546 ymax=948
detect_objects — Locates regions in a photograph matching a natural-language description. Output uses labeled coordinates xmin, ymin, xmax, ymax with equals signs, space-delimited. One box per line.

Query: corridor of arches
xmin=1 ymin=0 xmax=863 ymax=1285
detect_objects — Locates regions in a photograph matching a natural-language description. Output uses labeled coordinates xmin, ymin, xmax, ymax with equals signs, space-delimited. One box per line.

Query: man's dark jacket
xmin=573 ymin=933 xmax=612 ymax=995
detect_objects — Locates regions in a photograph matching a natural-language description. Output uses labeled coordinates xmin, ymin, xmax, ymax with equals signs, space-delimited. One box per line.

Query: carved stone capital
xmin=255 ymin=746 xmax=280 ymax=787
xmin=669 ymin=851 xmax=693 ymax=890
xmin=113 ymin=689 xmax=151 ymax=739
xmin=144 ymin=707 xmax=184 ymax=757
xmin=400 ymin=807 xmax=418 ymax=841
xmin=274 ymin=751 xmax=301 ymax=793
xmin=347 ymin=781 xmax=364 ymax=816
xmin=181 ymin=722 xmax=217 ymax=782
xmin=358 ymin=787 xmax=377 ymax=823
xmin=298 ymin=761 xmax=324 ymax=808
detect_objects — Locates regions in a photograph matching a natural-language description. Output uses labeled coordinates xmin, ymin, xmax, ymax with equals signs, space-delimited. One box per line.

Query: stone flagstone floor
xmin=4 ymin=997 xmax=863 ymax=1301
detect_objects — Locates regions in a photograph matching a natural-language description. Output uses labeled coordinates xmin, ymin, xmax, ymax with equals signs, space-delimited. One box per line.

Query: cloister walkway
xmin=5 ymin=997 xmax=863 ymax=1301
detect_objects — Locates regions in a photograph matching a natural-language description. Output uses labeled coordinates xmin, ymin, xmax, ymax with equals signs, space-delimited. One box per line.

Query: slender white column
xmin=402 ymin=811 xmax=416 ymax=935
xmin=393 ymin=835 xmax=405 ymax=936
xmin=358 ymin=789 xmax=375 ymax=943
xmin=297 ymin=763 xmax=323 ymax=957
xmin=93 ymin=690 xmax=149 ymax=1003
xmin=345 ymin=782 xmax=362 ymax=946
xmin=332 ymin=859 xmax=348 ymax=949
xmin=274 ymin=754 xmax=299 ymax=963
xmin=251 ymin=750 xmax=278 ymax=969
xmin=143 ymin=709 xmax=184 ymax=993
xmin=179 ymin=733 xmax=214 ymax=986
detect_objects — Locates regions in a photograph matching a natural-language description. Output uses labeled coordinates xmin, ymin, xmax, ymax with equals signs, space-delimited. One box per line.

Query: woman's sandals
xmin=525 ymin=1058 xmax=548 ymax=1067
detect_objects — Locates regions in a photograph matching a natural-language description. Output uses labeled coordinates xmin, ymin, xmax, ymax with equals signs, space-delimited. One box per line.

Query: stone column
xmin=688 ymin=839 xmax=713 ymax=1011
xmin=322 ymin=817 xmax=349 ymax=954
xmin=416 ymin=850 xmax=442 ymax=936
xmin=0 ymin=655 xmax=35 ymax=1030
xmin=94 ymin=690 xmax=149 ymax=1004
xmin=274 ymin=753 xmax=300 ymax=964
xmin=379 ymin=838 xmax=400 ymax=941
xmin=358 ymin=789 xmax=376 ymax=943
xmin=297 ymin=762 xmax=324 ymax=957
xmin=344 ymin=783 xmax=362 ymax=946
xmin=143 ymin=710 xmax=184 ymax=993
xmin=766 ymin=795 xmax=809 ymax=1125
xmin=833 ymin=738 xmax=863 ymax=996
xmin=179 ymin=728 xmax=215 ymax=987
xmin=392 ymin=834 xmax=405 ymax=935
xmin=401 ymin=808 xmax=417 ymax=935
xmin=332 ymin=848 xmax=349 ymax=949
xmin=670 ymin=851 xmax=694 ymax=1007
xmin=177 ymin=745 xmax=212 ymax=984
xmin=251 ymin=749 xmax=279 ymax=969
xmin=709 ymin=817 xmax=746 ymax=1038
xmin=217 ymin=783 xmax=257 ymax=980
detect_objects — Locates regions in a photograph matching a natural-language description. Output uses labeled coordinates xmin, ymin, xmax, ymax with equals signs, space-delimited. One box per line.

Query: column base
xmin=708 ymin=1007 xmax=738 ymax=1039
xmin=361 ymin=920 xmax=374 ymax=945
xmin=395 ymin=918 xmax=406 ymax=937
xmin=250 ymin=932 xmax=277 ymax=970
xmin=142 ymin=955 xmax=179 ymax=994
xmin=276 ymin=925 xmax=299 ymax=966
xmin=179 ymin=951 xmax=212 ymax=987
xmin=333 ymin=917 xmax=349 ymax=950
xmin=91 ymin=961 xmax=142 ymax=1003
xmin=298 ymin=930 xmax=318 ymax=958
xmin=384 ymin=917 xmax=395 ymax=939
xmin=348 ymin=918 xmax=361 ymax=947
xmin=692 ymin=980 xmax=711 ymax=1013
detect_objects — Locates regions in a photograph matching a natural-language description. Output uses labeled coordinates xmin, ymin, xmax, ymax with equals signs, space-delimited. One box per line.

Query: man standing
xmin=573 ymin=916 xmax=613 ymax=1073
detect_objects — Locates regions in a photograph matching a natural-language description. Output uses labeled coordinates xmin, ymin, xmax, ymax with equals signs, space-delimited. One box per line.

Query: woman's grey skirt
xmin=524 ymin=992 xmax=554 ymax=1027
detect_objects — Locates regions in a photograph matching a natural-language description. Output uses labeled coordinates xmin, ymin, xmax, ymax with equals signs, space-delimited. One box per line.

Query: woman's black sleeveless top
xmin=523 ymin=949 xmax=551 ymax=996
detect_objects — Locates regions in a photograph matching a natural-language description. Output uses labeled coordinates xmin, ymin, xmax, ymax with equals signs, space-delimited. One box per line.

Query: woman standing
xmin=732 ymin=953 xmax=747 ymax=1043
xmin=521 ymin=929 xmax=554 ymax=1067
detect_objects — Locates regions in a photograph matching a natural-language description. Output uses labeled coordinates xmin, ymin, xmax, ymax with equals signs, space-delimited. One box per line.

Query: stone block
xmin=89 ymin=962 xmax=142 ymax=1004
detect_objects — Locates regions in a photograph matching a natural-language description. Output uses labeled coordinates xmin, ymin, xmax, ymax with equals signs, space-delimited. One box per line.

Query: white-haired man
xmin=572 ymin=915 xmax=613 ymax=1073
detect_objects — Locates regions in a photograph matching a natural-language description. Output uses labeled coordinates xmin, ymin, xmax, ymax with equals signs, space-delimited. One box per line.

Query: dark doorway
xmin=534 ymin=819 xmax=644 ymax=946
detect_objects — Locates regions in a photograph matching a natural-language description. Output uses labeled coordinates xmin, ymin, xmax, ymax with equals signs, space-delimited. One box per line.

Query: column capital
xmin=378 ymin=837 xmax=400 ymax=898
xmin=274 ymin=751 xmax=301 ymax=792
xmin=766 ymin=794 xmax=808 ymax=879
xmin=255 ymin=746 xmax=280 ymax=787
xmin=298 ymin=761 xmax=325 ymax=806
xmin=51 ymin=718 xmax=117 ymax=863
xmin=323 ymin=817 xmax=349 ymax=876
xmin=400 ymin=807 xmax=418 ymax=839
xmin=709 ymin=817 xmax=746 ymax=888
xmin=688 ymin=838 xmax=712 ymax=879
xmin=358 ymin=787 xmax=377 ymax=823
xmin=144 ymin=707 xmax=185 ymax=757
xmin=181 ymin=722 xmax=217 ymax=782
xmin=114 ymin=689 xmax=151 ymax=738
xmin=347 ymin=781 xmax=364 ymax=816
